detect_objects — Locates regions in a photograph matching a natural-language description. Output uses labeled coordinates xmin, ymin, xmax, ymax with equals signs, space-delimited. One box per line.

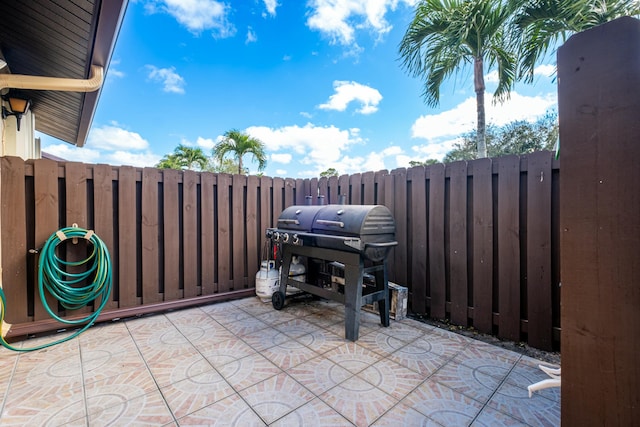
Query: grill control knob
xmin=292 ymin=234 xmax=300 ymax=245
xmin=273 ymin=232 xmax=280 ymax=242
xmin=282 ymin=233 xmax=290 ymax=243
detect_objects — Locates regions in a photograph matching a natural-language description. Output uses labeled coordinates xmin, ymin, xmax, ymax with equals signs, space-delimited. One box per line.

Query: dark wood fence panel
xmin=183 ymin=171 xmax=198 ymax=298
xmin=471 ymin=158 xmax=493 ymax=334
xmin=428 ymin=163 xmax=447 ymax=319
xmin=93 ymin=164 xmax=117 ymax=310
xmin=216 ymin=174 xmax=231 ymax=293
xmin=1 ymin=157 xmax=28 ymax=324
xmin=162 ymin=169 xmax=181 ymax=300
xmin=141 ymin=167 xmax=161 ymax=304
xmin=496 ymin=156 xmax=521 ymax=342
xmin=526 ymin=151 xmax=553 ymax=349
xmin=448 ymin=161 xmax=468 ymax=326
xmin=117 ymin=166 xmax=137 ymax=308
xmin=409 ymin=166 xmax=427 ymax=314
xmin=1 ymin=152 xmax=560 ymax=349
xmin=33 ymin=159 xmax=59 ymax=320
xmin=200 ymin=172 xmax=216 ymax=295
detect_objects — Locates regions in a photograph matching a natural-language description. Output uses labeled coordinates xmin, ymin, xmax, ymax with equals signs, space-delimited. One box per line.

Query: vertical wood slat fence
xmin=0 ymin=151 xmax=560 ymax=350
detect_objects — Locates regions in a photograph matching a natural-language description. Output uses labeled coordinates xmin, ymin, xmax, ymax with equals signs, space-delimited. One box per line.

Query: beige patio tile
xmin=160 ymin=369 xmax=236 ymax=418
xmin=356 ymin=330 xmax=409 ymax=357
xmin=79 ymin=331 xmax=138 ymax=360
xmin=131 ymin=326 xmax=197 ymax=365
xmin=88 ymin=389 xmax=174 ymax=426
xmin=223 ymin=316 xmax=270 ymax=337
xmin=357 ymin=358 xmax=426 ymax=401
xmin=319 ymin=375 xmax=398 ymax=427
xmin=271 ymin=397 xmax=353 ymax=426
xmin=471 ymin=406 xmax=530 ymax=426
xmin=201 ymin=338 xmax=257 ymax=368
xmin=388 ymin=342 xmax=449 ymax=377
xmin=239 ymin=372 xmax=315 ymax=424
xmin=239 ymin=324 xmax=290 ymax=352
xmin=288 ymin=354 xmax=352 ymax=395
xmin=217 ymin=352 xmax=281 ymax=391
xmin=177 ymin=393 xmax=266 ymax=426
xmin=324 ymin=342 xmax=384 ymax=374
xmin=0 ymin=380 xmax=85 ymax=427
xmin=401 ymin=378 xmax=484 ymax=426
xmin=259 ymin=336 xmax=320 ymax=370
xmin=452 ymin=345 xmax=520 ymax=380
xmin=430 ymin=360 xmax=503 ymax=403
xmin=296 ymin=328 xmax=345 ymax=355
xmin=146 ymin=347 xmax=214 ymax=388
xmin=82 ymin=348 xmax=147 ymax=384
xmin=85 ymin=366 xmax=158 ymax=416
xmin=11 ymin=349 xmax=82 ymax=390
xmin=487 ymin=380 xmax=561 ymax=427
xmin=370 ymin=402 xmax=434 ymax=426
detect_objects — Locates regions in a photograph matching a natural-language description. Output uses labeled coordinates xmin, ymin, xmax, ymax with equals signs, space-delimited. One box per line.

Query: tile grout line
xmin=125 ymin=314 xmax=181 ymax=426
xmin=468 ymin=353 xmax=524 ymax=426
xmin=0 ymin=350 xmax=21 ymax=423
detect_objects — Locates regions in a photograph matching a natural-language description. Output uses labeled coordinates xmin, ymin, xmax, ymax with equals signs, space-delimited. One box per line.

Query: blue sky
xmin=40 ymin=0 xmax=558 ymax=178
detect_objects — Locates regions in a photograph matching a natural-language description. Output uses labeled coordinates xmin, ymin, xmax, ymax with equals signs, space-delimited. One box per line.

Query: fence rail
xmin=0 ymin=151 xmax=560 ymax=350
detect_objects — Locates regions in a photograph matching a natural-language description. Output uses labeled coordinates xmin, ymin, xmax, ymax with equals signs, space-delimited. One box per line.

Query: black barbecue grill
xmin=266 ymin=203 xmax=397 ymax=341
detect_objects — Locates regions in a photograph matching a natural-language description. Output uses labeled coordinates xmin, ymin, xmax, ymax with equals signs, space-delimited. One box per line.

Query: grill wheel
xmin=272 ymin=291 xmax=285 ymax=310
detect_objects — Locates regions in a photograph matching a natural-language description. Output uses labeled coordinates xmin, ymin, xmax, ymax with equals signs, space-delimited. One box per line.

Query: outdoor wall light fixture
xmin=1 ymin=94 xmax=31 ymax=131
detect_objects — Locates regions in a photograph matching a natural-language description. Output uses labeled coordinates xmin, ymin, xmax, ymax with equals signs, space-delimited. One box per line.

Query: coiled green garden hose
xmin=0 ymin=226 xmax=112 ymax=352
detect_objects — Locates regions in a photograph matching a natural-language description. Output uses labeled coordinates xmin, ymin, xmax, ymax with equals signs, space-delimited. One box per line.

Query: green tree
xmin=515 ymin=0 xmax=640 ymax=82
xmin=174 ymin=144 xmax=208 ymax=171
xmin=443 ymin=111 xmax=558 ymax=162
xmin=319 ymin=168 xmax=339 ymax=178
xmin=156 ymin=153 xmax=184 ymax=170
xmin=206 ymin=157 xmax=249 ymax=174
xmin=213 ymin=129 xmax=267 ymax=175
xmin=399 ymin=0 xmax=517 ymax=159
xmin=156 ymin=145 xmax=208 ymax=171
xmin=409 ymin=159 xmax=440 ymax=167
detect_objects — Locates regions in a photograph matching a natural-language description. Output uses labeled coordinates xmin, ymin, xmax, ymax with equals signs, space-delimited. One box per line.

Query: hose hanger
xmin=0 ymin=224 xmax=113 ymax=352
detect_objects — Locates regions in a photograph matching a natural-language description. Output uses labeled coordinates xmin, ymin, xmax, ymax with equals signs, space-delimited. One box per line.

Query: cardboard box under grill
xmin=363 ymin=281 xmax=407 ymax=321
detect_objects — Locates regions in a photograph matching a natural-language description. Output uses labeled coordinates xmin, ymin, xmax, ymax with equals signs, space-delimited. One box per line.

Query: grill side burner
xmin=267 ymin=204 xmax=397 ymax=341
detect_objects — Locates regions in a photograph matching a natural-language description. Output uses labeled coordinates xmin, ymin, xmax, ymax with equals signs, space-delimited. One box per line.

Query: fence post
xmin=558 ymin=17 xmax=640 ymax=425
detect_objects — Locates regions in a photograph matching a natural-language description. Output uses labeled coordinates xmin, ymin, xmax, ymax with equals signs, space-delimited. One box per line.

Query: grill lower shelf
xmin=272 ymin=244 xmax=390 ymax=341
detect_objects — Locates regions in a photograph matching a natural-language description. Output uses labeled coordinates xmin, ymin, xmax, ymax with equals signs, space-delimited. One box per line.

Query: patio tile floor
xmin=0 ymin=297 xmax=560 ymax=426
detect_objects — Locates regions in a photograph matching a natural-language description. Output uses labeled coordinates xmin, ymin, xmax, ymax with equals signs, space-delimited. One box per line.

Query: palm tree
xmin=213 ymin=129 xmax=267 ymax=175
xmin=399 ymin=0 xmax=518 ymax=158
xmin=156 ymin=153 xmax=183 ymax=170
xmin=515 ymin=0 xmax=640 ymax=82
xmin=156 ymin=145 xmax=208 ymax=171
xmin=174 ymin=144 xmax=208 ymax=171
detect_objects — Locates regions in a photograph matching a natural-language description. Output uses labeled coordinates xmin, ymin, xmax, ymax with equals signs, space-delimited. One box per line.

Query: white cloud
xmin=300 ymin=111 xmax=312 ymax=118
xmin=106 ymin=151 xmax=163 ymax=167
xmin=146 ymin=65 xmax=186 ymax=94
xmin=534 ymin=64 xmax=556 ymax=78
xmin=276 ymin=169 xmax=287 ymax=176
xmin=246 ymin=27 xmax=257 ymax=44
xmin=306 ymin=0 xmax=417 ymax=46
xmin=245 ymin=123 xmax=364 ymax=175
xmin=87 ymin=125 xmax=150 ymax=151
xmin=194 ymin=136 xmax=216 ymax=149
xmin=41 ymin=124 xmax=162 ymax=167
xmin=271 ymin=153 xmax=292 ymax=163
xmin=263 ymin=0 xmax=278 ymax=16
xmin=318 ymin=80 xmax=382 ymax=114
xmin=410 ymin=138 xmax=461 ymax=161
xmin=41 ymin=144 xmax=102 ymax=164
xmin=144 ymin=0 xmax=235 ymax=37
xmin=411 ymin=91 xmax=557 ymax=141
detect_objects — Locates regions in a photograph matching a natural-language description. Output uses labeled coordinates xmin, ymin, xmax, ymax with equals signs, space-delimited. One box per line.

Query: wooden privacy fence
xmin=0 ymin=150 xmax=560 ymax=350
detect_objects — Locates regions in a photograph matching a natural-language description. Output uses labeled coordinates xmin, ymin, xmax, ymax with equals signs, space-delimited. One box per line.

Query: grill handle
xmin=364 ymin=241 xmax=398 ymax=248
xmin=278 ymin=219 xmax=300 ymax=225
xmin=316 ymin=220 xmax=344 ymax=228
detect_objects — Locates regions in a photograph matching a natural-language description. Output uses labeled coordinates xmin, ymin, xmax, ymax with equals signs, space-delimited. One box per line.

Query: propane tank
xmin=280 ymin=256 xmax=306 ymax=296
xmin=255 ymin=260 xmax=279 ymax=302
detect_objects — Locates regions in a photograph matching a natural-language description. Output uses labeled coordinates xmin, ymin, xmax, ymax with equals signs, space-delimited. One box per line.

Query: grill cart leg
xmin=343 ymin=259 xmax=364 ymax=341
xmin=272 ymin=247 xmax=293 ymax=310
